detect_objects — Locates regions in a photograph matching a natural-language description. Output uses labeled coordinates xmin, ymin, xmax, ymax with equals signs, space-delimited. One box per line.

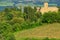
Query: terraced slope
xmin=14 ymin=23 xmax=60 ymax=40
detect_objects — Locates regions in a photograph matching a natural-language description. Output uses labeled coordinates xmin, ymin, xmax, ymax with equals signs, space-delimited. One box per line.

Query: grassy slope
xmin=14 ymin=23 xmax=60 ymax=40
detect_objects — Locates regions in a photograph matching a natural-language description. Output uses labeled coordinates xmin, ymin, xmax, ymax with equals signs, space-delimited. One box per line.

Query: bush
xmin=50 ymin=38 xmax=56 ymax=40
xmin=24 ymin=38 xmax=39 ymax=40
xmin=11 ymin=17 xmax=24 ymax=24
xmin=56 ymin=12 xmax=60 ymax=23
xmin=43 ymin=37 xmax=49 ymax=40
xmin=20 ymin=22 xmax=30 ymax=30
xmin=0 ymin=22 xmax=15 ymax=40
xmin=5 ymin=34 xmax=16 ymax=40
xmin=42 ymin=12 xmax=57 ymax=23
xmin=12 ymin=23 xmax=21 ymax=32
xmin=4 ymin=13 xmax=13 ymax=21
xmin=0 ymin=22 xmax=13 ymax=33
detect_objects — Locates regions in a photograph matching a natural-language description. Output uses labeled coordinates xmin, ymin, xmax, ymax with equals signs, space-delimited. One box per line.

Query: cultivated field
xmin=14 ymin=23 xmax=60 ymax=40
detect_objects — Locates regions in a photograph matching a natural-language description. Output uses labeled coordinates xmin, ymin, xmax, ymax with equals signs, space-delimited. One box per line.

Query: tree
xmin=24 ymin=6 xmax=36 ymax=22
xmin=42 ymin=12 xmax=57 ymax=23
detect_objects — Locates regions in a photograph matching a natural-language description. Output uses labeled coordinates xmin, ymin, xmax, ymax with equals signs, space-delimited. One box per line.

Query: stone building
xmin=37 ymin=2 xmax=58 ymax=14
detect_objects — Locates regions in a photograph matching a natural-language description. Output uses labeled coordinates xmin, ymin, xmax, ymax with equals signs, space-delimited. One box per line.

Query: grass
xmin=14 ymin=23 xmax=60 ymax=40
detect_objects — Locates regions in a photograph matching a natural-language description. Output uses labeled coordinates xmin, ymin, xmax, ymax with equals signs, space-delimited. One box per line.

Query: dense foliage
xmin=42 ymin=12 xmax=60 ymax=23
xmin=0 ymin=6 xmax=60 ymax=40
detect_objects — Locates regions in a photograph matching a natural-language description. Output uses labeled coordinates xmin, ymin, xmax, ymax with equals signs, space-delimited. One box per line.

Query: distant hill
xmin=0 ymin=0 xmax=60 ymax=11
xmin=0 ymin=0 xmax=60 ymax=6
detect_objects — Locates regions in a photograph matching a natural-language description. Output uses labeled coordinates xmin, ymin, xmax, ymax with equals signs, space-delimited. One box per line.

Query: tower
xmin=44 ymin=2 xmax=48 ymax=8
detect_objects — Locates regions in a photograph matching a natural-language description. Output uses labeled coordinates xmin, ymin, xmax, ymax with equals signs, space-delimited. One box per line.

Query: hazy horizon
xmin=0 ymin=0 xmax=60 ymax=6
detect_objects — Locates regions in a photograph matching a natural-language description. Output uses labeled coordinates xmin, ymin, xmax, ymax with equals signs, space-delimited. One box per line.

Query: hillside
xmin=14 ymin=23 xmax=60 ymax=40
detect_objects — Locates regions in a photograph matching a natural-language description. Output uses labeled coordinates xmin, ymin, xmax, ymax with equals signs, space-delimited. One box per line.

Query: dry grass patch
xmin=14 ymin=23 xmax=60 ymax=40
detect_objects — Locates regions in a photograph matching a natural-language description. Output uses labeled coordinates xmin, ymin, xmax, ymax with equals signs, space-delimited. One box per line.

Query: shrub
xmin=0 ymin=22 xmax=13 ymax=33
xmin=24 ymin=38 xmax=39 ymax=40
xmin=4 ymin=13 xmax=13 ymax=21
xmin=11 ymin=17 xmax=24 ymax=24
xmin=12 ymin=23 xmax=21 ymax=32
xmin=5 ymin=34 xmax=16 ymax=40
xmin=56 ymin=12 xmax=60 ymax=23
xmin=50 ymin=38 xmax=56 ymax=40
xmin=0 ymin=22 xmax=16 ymax=40
xmin=42 ymin=12 xmax=57 ymax=23
xmin=20 ymin=22 xmax=30 ymax=30
xmin=43 ymin=37 xmax=49 ymax=40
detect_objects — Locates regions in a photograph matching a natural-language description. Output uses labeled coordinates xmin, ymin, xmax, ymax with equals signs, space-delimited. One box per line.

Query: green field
xmin=14 ymin=23 xmax=60 ymax=40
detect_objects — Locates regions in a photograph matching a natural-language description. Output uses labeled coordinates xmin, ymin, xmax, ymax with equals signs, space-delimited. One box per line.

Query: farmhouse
xmin=37 ymin=2 xmax=58 ymax=14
